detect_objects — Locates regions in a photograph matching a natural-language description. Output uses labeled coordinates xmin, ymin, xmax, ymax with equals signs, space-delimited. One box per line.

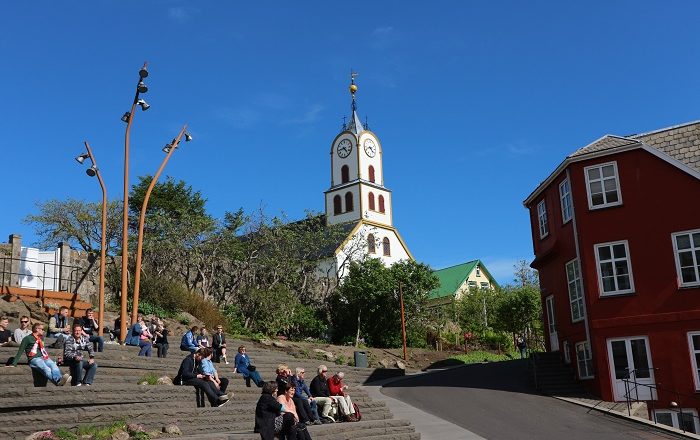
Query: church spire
xmin=346 ymin=70 xmax=364 ymax=135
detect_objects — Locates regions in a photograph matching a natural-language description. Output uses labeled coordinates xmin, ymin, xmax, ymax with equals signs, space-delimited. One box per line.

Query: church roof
xmin=317 ymin=219 xmax=361 ymax=258
xmin=427 ymin=260 xmax=497 ymax=300
xmin=346 ymin=109 xmax=364 ymax=135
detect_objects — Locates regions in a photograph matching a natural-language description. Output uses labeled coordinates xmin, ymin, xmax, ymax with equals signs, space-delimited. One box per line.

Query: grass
xmin=138 ymin=372 xmax=160 ymax=385
xmin=450 ymin=350 xmax=518 ymax=364
xmin=74 ymin=420 xmax=150 ymax=440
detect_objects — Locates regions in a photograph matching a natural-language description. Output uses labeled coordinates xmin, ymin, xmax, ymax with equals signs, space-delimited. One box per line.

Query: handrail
xmin=622 ymin=368 xmax=700 ymax=433
xmin=0 ymin=256 xmax=82 ymax=293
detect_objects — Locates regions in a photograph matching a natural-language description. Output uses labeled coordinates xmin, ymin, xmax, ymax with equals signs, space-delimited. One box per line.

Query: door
xmin=607 ymin=336 xmax=656 ymax=401
xmin=545 ymin=295 xmax=559 ymax=351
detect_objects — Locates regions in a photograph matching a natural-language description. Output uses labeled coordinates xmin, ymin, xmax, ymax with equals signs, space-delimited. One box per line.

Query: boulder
xmin=25 ymin=431 xmax=58 ymax=440
xmin=126 ymin=423 xmax=145 ymax=434
xmin=259 ymin=338 xmax=273 ymax=346
xmin=395 ymin=360 xmax=406 ymax=370
xmin=156 ymin=376 xmax=173 ymax=385
xmin=163 ymin=424 xmax=182 ymax=436
xmin=272 ymin=341 xmax=287 ymax=348
xmin=110 ymin=430 xmax=129 ymax=440
xmin=379 ymin=359 xmax=390 ymax=368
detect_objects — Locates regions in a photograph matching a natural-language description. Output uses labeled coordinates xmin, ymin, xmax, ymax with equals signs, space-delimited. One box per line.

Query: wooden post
xmin=399 ymin=283 xmax=407 ymax=361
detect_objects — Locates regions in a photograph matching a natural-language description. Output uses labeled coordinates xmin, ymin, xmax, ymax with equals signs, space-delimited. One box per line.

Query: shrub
xmin=182 ymin=291 xmax=229 ymax=331
xmin=479 ymin=331 xmax=511 ymax=351
xmin=138 ymin=372 xmax=159 ymax=385
xmin=138 ymin=277 xmax=188 ymax=313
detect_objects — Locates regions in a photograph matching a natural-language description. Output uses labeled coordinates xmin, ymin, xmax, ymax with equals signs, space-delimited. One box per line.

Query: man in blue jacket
xmin=180 ymin=326 xmax=199 ymax=353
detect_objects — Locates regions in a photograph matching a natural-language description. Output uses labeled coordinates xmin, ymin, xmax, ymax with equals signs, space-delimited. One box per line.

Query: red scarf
xmin=29 ymin=335 xmax=49 ymax=360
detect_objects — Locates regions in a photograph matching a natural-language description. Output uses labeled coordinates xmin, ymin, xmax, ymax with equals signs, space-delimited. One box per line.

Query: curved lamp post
xmin=75 ymin=141 xmax=107 ymax=337
xmin=131 ymin=125 xmax=191 ymax=324
xmin=119 ymin=62 xmax=150 ymax=343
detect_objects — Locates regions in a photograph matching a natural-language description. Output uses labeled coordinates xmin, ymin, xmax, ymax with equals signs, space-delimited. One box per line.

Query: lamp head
xmin=162 ymin=144 xmax=172 ymax=154
xmin=139 ymin=66 xmax=149 ymax=78
xmin=137 ymin=81 xmax=148 ymax=93
xmin=86 ymin=166 xmax=97 ymax=177
xmin=137 ymin=99 xmax=150 ymax=111
xmin=184 ymin=132 xmax=193 ymax=142
xmin=121 ymin=112 xmax=131 ymax=123
xmin=75 ymin=153 xmax=89 ymax=165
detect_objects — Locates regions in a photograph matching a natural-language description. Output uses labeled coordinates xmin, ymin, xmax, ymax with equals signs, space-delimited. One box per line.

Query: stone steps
xmin=0 ymin=341 xmax=419 ymax=439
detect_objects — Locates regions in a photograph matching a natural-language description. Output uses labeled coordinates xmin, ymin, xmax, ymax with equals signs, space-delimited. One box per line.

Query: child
xmin=200 ymin=347 xmax=221 ymax=390
xmin=197 ymin=327 xmax=210 ymax=348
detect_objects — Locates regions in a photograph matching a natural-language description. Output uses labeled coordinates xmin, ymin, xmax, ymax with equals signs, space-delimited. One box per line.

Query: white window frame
xmin=566 ymin=259 xmax=585 ymax=322
xmin=563 ymin=340 xmax=571 ymax=364
xmin=584 ymin=161 xmax=622 ymax=210
xmin=576 ymin=341 xmax=594 ymax=379
xmin=688 ymin=332 xmax=700 ymax=391
xmin=672 ymin=229 xmax=700 ymax=288
xmin=559 ymin=178 xmax=573 ymax=224
xmin=476 ymin=267 xmax=481 ymax=277
xmin=480 ymin=281 xmax=489 ymax=289
xmin=467 ymin=281 xmax=477 ymax=289
xmin=653 ymin=408 xmax=699 ymax=434
xmin=537 ymin=200 xmax=549 ymax=239
xmin=594 ymin=240 xmax=635 ymax=296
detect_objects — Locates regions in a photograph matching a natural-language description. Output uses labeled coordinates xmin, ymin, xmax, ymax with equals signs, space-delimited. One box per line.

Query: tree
xmin=454 ymin=286 xmax=501 ymax=333
xmin=24 ymin=198 xmax=122 ymax=254
xmin=513 ymin=259 xmax=539 ymax=287
xmin=330 ymin=258 xmax=438 ymax=347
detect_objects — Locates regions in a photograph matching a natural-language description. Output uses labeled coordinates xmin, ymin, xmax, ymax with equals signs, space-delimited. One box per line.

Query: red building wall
xmin=528 ymin=147 xmax=700 ymax=412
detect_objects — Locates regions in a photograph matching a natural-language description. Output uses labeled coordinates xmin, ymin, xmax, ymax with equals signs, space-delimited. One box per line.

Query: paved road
xmin=381 ymin=360 xmax=685 ymax=440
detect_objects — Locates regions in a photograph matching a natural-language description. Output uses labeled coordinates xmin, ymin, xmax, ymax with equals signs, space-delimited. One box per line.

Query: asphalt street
xmin=381 ymin=359 xmax=686 ymax=440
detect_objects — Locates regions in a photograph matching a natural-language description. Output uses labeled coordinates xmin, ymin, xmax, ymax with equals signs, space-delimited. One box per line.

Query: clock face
xmin=337 ymin=139 xmax=352 ymax=158
xmin=363 ymin=138 xmax=376 ymax=157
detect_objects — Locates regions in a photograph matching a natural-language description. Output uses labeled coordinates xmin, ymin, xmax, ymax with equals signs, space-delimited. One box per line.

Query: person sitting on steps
xmin=199 ymin=347 xmax=223 ymax=390
xmin=309 ymin=364 xmax=335 ymax=423
xmin=180 ymin=326 xmax=199 ymax=353
xmin=212 ymin=325 xmax=228 ymax=364
xmin=234 ymin=345 xmax=263 ymax=387
xmin=7 ymin=322 xmax=71 ymax=386
xmin=328 ymin=371 xmax=357 ymax=422
xmin=197 ymin=326 xmax=210 ymax=348
xmin=277 ymin=383 xmax=313 ymax=440
xmin=153 ymin=323 xmax=169 ymax=358
xmin=47 ymin=306 xmax=71 ymax=348
xmin=12 ymin=316 xmax=32 ymax=347
xmin=79 ymin=308 xmax=104 ymax=353
xmin=293 ymin=367 xmax=323 ymax=425
xmin=255 ymin=381 xmax=299 ymax=440
xmin=173 ymin=348 xmax=231 ymax=407
xmin=63 ymin=323 xmax=97 ymax=386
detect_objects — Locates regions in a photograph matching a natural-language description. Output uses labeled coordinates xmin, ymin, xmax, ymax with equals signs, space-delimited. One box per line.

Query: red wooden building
xmin=524 ymin=121 xmax=700 ymax=432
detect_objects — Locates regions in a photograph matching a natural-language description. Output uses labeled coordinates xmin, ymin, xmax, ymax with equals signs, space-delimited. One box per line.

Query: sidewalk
xmin=363 ymin=375 xmax=486 ymax=440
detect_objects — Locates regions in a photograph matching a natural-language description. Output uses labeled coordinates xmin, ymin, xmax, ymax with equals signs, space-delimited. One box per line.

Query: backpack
xmin=352 ymin=403 xmax=362 ymax=421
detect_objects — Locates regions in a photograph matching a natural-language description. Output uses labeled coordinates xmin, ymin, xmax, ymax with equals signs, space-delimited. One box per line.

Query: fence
xmin=0 ymin=256 xmax=82 ymax=293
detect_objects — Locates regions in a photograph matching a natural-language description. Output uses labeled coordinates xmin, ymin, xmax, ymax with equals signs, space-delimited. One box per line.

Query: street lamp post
xmin=119 ymin=62 xmax=150 ymax=343
xmin=75 ymin=142 xmax=107 ymax=337
xmin=131 ymin=125 xmax=191 ymax=324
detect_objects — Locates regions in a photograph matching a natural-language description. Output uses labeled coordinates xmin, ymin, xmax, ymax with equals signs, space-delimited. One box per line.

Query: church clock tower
xmin=325 ymin=74 xmax=393 ymax=227
xmin=323 ymin=73 xmax=412 ymax=273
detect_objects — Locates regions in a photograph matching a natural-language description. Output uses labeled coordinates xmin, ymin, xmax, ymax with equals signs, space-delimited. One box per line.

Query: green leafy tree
xmin=331 ymin=258 xmax=438 ymax=348
xmin=24 ymin=198 xmax=122 ymax=254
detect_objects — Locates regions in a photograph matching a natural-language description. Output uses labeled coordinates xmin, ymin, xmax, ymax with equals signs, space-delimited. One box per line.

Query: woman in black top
xmin=255 ymin=381 xmax=299 ymax=440
xmin=153 ymin=324 xmax=169 ymax=358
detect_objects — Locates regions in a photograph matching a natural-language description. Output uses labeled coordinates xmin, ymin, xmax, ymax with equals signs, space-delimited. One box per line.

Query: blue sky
xmin=2 ymin=2 xmax=699 ymax=285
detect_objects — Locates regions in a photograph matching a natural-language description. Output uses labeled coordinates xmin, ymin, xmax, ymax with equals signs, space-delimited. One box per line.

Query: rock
xmin=138 ymin=381 xmax=149 ymax=385
xmin=379 ymin=359 xmax=390 ymax=368
xmin=324 ymin=352 xmax=336 ymax=362
xmin=163 ymin=424 xmax=182 ymax=436
xmin=272 ymin=341 xmax=287 ymax=348
xmin=126 ymin=423 xmax=145 ymax=434
xmin=25 ymin=431 xmax=58 ymax=440
xmin=147 ymin=431 xmax=162 ymax=438
xmin=395 ymin=360 xmax=406 ymax=370
xmin=80 ymin=435 xmax=93 ymax=440
xmin=313 ymin=348 xmax=327 ymax=354
xmin=156 ymin=376 xmax=173 ymax=385
xmin=110 ymin=430 xmax=129 ymax=440
xmin=259 ymin=338 xmax=273 ymax=346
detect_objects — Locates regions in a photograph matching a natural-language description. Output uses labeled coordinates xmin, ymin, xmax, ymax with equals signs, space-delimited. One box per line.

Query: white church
xmin=318 ymin=75 xmax=412 ymax=279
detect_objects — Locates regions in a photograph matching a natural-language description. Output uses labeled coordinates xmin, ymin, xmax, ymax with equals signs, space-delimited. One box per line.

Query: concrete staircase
xmin=0 ymin=340 xmax=420 ymax=440
xmin=529 ymin=351 xmax=587 ymax=397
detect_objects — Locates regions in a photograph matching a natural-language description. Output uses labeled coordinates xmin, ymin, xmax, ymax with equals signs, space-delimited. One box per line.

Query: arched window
xmin=378 ymin=195 xmax=385 ymax=213
xmin=333 ymin=195 xmax=342 ymax=215
xmin=368 ymin=192 xmax=375 ymax=211
xmin=368 ymin=165 xmax=375 ymax=183
xmin=345 ymin=192 xmax=354 ymax=212
xmin=383 ymin=237 xmax=391 ymax=256
xmin=368 ymin=234 xmax=376 ymax=253
xmin=341 ymin=165 xmax=349 ymax=183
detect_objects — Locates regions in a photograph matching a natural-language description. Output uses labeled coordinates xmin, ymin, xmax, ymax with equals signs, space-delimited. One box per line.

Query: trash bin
xmin=354 ymin=351 xmax=368 ymax=368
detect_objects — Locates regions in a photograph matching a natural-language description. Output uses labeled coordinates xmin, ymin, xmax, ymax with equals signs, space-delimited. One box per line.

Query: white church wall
xmin=331 ymin=134 xmax=358 ymax=186
xmin=325 ymin=185 xmax=361 ymax=225
xmin=358 ymin=132 xmax=384 ymax=185
xmin=359 ymin=185 xmax=392 ymax=225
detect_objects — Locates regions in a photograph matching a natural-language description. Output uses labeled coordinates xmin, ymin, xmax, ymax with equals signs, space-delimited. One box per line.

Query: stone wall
xmin=0 ymin=234 xmax=100 ymax=305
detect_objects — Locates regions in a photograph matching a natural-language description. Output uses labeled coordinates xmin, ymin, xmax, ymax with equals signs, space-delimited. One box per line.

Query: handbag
xmin=248 ymin=365 xmax=256 ymax=371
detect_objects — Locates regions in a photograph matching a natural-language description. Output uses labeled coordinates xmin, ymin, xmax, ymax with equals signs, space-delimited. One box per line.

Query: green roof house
xmin=428 ymin=260 xmax=498 ymax=305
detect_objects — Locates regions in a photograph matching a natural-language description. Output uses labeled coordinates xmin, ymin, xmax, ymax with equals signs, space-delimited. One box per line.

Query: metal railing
xmin=622 ymin=368 xmax=700 ymax=434
xmin=0 ymin=256 xmax=82 ymax=293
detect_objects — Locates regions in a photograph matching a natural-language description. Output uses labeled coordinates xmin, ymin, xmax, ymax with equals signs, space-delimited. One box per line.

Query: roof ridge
xmin=628 ymin=120 xmax=700 ymax=138
xmin=434 ymin=259 xmax=479 ymax=272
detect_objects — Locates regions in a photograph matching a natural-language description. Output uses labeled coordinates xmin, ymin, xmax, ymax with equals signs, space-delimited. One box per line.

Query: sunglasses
xmin=322 ymin=370 xmax=328 ymax=373
xmin=21 ymin=321 xmax=29 ymax=324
